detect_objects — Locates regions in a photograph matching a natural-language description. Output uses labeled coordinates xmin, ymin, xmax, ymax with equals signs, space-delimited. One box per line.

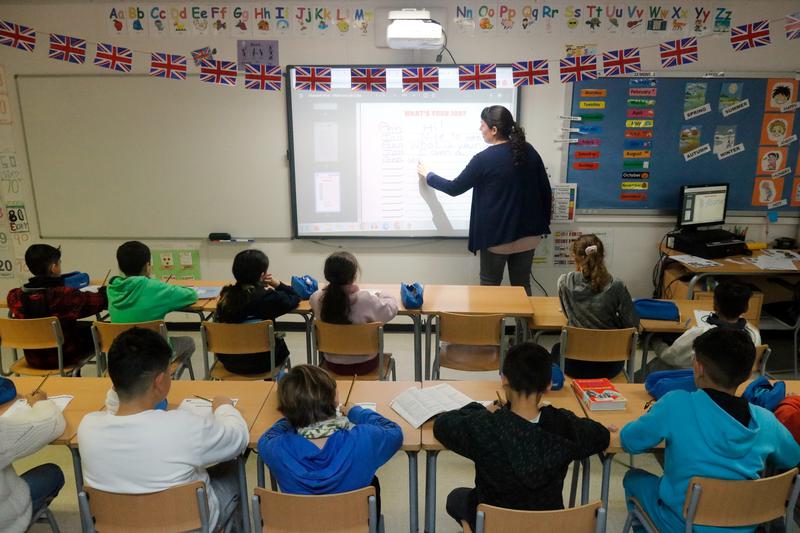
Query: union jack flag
xmin=244 ymin=64 xmax=282 ymax=91
xmin=731 ymin=20 xmax=771 ymax=51
xmin=294 ymin=67 xmax=331 ymax=91
xmin=49 ymin=33 xmax=86 ymax=64
xmin=512 ymin=60 xmax=549 ymax=86
xmin=786 ymin=12 xmax=800 ymax=41
xmin=559 ymin=55 xmax=597 ymax=83
xmin=94 ymin=43 xmax=132 ymax=73
xmin=602 ymin=48 xmax=641 ymax=77
xmin=350 ymin=68 xmax=386 ymax=92
xmin=659 ymin=37 xmax=698 ymax=68
xmin=149 ymin=53 xmax=187 ymax=80
xmin=458 ymin=64 xmax=496 ymax=90
xmin=199 ymin=60 xmax=238 ymax=86
xmin=402 ymin=67 xmax=439 ymax=92
xmin=0 ymin=20 xmax=36 ymax=52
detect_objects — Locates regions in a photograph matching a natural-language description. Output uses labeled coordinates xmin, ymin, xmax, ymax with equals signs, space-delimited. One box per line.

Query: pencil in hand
xmin=100 ymin=269 xmax=112 ymax=287
xmin=344 ymin=374 xmax=357 ymax=407
xmin=32 ymin=373 xmax=51 ymax=396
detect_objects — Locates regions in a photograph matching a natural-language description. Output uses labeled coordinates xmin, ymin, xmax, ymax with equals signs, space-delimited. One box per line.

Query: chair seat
xmin=321 ymin=354 xmax=394 ymax=381
xmin=10 ymin=357 xmax=84 ymax=377
xmin=439 ymin=343 xmax=500 ymax=372
xmin=209 ymin=360 xmax=282 ymax=381
xmin=461 ymin=520 xmax=474 ymax=533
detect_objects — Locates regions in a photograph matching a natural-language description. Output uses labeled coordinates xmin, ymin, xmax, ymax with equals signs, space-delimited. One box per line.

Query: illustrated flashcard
xmin=713 ymin=126 xmax=736 ymax=155
xmin=565 ymin=43 xmax=598 ymax=57
xmin=761 ymin=114 xmax=795 ymax=145
xmin=791 ymin=178 xmax=800 ymax=207
xmin=210 ymin=5 xmax=230 ymax=34
xmin=237 ymin=40 xmax=278 ymax=70
xmin=757 ymin=147 xmax=788 ymax=174
xmin=159 ymin=252 xmax=175 ymax=270
xmin=718 ymin=81 xmax=744 ymax=111
xmin=752 ymin=177 xmax=784 ymax=206
xmin=169 ymin=6 xmax=190 ymax=35
xmin=152 ymin=249 xmax=201 ymax=281
xmin=683 ymin=82 xmax=707 ymax=112
xmin=679 ymin=125 xmax=702 ymax=154
xmin=765 ymin=79 xmax=798 ymax=112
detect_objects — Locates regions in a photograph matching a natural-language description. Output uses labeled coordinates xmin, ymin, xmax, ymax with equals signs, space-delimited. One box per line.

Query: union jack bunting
xmin=0 ymin=20 xmax=35 ymax=52
xmin=559 ymin=55 xmax=597 ymax=83
xmin=199 ymin=59 xmax=238 ymax=86
xmin=730 ymin=20 xmax=771 ymax=51
xmin=786 ymin=12 xmax=800 ymax=40
xmin=294 ymin=66 xmax=331 ymax=91
xmin=49 ymin=33 xmax=86 ymax=64
xmin=602 ymin=48 xmax=641 ymax=77
xmin=659 ymin=37 xmax=699 ymax=68
xmin=350 ymin=68 xmax=386 ymax=92
xmin=94 ymin=43 xmax=132 ymax=73
xmin=458 ymin=64 xmax=496 ymax=90
xmin=149 ymin=53 xmax=187 ymax=80
xmin=244 ymin=64 xmax=282 ymax=91
xmin=511 ymin=60 xmax=549 ymax=86
xmin=402 ymin=67 xmax=439 ymax=92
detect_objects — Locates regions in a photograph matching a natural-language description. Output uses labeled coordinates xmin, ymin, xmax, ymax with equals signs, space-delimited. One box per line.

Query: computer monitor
xmin=678 ymin=183 xmax=729 ymax=228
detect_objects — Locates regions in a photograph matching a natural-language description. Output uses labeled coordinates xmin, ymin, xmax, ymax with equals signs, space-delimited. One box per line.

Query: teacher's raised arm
xmin=417 ymin=105 xmax=552 ymax=296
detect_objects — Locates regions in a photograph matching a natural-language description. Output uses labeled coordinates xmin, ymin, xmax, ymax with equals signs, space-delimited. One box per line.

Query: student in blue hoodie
xmin=621 ymin=328 xmax=800 ymax=532
xmin=257 ymin=365 xmax=402 ymax=514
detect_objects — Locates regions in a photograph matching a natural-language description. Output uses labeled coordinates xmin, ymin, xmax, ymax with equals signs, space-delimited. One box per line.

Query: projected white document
xmin=289 ymin=66 xmax=518 ymax=238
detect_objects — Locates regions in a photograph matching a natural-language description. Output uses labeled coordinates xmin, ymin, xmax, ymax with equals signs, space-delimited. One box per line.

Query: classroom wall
xmin=0 ymin=0 xmax=797 ymax=302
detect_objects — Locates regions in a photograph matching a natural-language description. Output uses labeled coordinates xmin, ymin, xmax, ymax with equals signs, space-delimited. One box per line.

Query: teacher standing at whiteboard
xmin=417 ymin=105 xmax=552 ymax=295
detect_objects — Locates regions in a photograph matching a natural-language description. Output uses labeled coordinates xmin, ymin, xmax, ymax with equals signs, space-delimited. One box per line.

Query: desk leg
xmin=639 ymin=332 xmax=654 ymax=383
xmin=69 ymin=446 xmax=84 ymax=493
xmin=412 ymin=315 xmax=422 ymax=382
xmin=424 ymin=451 xmax=439 ymax=533
xmin=424 ymin=318 xmax=432 ymax=381
xmin=256 ymin=455 xmax=265 ymax=489
xmin=237 ymin=454 xmax=251 ymax=533
xmin=600 ymin=453 xmax=615 ymax=513
xmin=686 ymin=274 xmax=706 ymax=300
xmin=406 ymin=451 xmax=419 ymax=533
xmin=581 ymin=457 xmax=590 ymax=505
xmin=302 ymin=314 xmax=313 ymax=365
xmin=568 ymin=460 xmax=579 ymax=507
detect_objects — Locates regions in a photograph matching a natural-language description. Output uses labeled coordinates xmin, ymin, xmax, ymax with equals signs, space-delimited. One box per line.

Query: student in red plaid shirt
xmin=7 ymin=244 xmax=107 ymax=370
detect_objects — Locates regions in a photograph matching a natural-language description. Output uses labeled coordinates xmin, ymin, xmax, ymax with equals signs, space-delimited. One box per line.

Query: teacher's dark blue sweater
xmin=426 ymin=142 xmax=552 ymax=253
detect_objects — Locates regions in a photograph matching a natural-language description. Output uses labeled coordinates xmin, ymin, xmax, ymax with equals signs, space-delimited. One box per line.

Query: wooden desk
xmin=420 ymin=380 xmax=587 ymax=533
xmin=248 ymin=380 xmax=421 ymax=533
xmin=166 ymin=379 xmax=272 ymax=430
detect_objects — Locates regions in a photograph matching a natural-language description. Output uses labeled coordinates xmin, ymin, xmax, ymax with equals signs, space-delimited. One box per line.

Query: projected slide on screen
xmin=288 ymin=66 xmax=518 ymax=238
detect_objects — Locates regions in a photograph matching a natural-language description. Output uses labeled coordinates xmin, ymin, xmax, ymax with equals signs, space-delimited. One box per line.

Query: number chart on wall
xmin=565 ymin=76 xmax=800 ymax=213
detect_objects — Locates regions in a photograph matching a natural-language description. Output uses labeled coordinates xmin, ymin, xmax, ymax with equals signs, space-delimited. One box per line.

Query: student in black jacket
xmin=214 ymin=249 xmax=300 ymax=375
xmin=433 ymin=342 xmax=610 ymax=531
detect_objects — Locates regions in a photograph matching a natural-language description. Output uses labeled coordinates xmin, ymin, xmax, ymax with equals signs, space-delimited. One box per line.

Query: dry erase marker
xmin=344 ymin=374 xmax=357 ymax=406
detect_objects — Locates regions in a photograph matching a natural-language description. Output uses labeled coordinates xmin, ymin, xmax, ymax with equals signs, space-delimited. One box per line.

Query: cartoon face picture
xmin=762 ymin=151 xmax=780 ymax=171
xmin=767 ymin=119 xmax=788 ymax=141
xmin=759 ymin=180 xmax=776 ymax=203
xmin=772 ymin=84 xmax=792 ymax=107
xmin=159 ymin=253 xmax=174 ymax=269
xmin=193 ymin=19 xmax=208 ymax=31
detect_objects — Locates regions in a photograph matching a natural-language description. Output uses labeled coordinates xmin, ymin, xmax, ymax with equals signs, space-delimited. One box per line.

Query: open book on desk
xmin=390 ymin=384 xmax=477 ymax=429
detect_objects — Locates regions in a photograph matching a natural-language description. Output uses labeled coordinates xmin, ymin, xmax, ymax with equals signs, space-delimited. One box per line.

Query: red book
xmin=572 ymin=378 xmax=627 ymax=411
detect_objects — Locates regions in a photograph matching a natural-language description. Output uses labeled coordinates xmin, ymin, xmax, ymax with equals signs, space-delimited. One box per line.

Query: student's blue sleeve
xmin=767 ymin=416 xmax=800 ymax=469
xmin=620 ymin=394 xmax=671 ymax=454
xmin=257 ymin=418 xmax=293 ymax=460
xmin=426 ymin=155 xmax=483 ymax=197
xmin=348 ymin=406 xmax=403 ymax=464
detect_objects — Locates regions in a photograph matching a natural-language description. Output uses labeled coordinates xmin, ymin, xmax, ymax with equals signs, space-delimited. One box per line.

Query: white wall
xmin=0 ymin=0 xmax=798 ymax=300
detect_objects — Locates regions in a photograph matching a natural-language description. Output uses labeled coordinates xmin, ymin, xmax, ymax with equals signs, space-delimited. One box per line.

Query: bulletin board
xmin=565 ymin=75 xmax=800 ymax=213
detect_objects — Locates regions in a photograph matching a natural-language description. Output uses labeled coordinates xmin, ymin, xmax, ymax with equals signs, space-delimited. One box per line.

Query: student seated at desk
xmin=7 ymin=244 xmax=107 ymax=370
xmin=257 ymin=365 xmax=402 ymax=514
xmin=621 ymin=328 xmax=800 ymax=533
xmin=645 ymin=281 xmax=761 ymax=374
xmin=107 ymin=241 xmax=197 ymax=369
xmin=556 ymin=234 xmax=639 ymax=378
xmin=0 ymin=387 xmax=66 ymax=533
xmin=309 ymin=252 xmax=398 ymax=376
xmin=215 ymin=249 xmax=300 ymax=375
xmin=433 ymin=342 xmax=610 ymax=532
xmin=78 ymin=329 xmax=248 ymax=531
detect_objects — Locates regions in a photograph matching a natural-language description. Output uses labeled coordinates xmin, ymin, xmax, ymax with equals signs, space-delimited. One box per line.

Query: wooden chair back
xmin=92 ymin=320 xmax=167 ymax=353
xmin=0 ymin=317 xmax=63 ymax=349
xmin=753 ymin=344 xmax=771 ymax=375
xmin=474 ymin=501 xmax=605 ymax=533
xmin=682 ymin=468 xmax=799 ymax=528
xmin=252 ymin=486 xmax=377 ymax=533
xmin=202 ymin=320 xmax=273 ymax=353
xmin=693 ymin=291 xmax=763 ymax=323
xmin=560 ymin=326 xmax=637 ymax=362
xmin=437 ymin=313 xmax=504 ymax=346
xmin=78 ymin=481 xmax=210 ymax=533
xmin=314 ymin=321 xmax=382 ymax=355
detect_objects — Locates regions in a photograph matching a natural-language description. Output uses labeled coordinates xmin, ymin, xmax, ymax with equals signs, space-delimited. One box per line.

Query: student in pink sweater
xmin=309 ymin=252 xmax=398 ymax=375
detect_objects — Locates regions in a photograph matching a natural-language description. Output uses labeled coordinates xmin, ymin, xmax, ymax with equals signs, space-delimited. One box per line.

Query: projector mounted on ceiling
xmin=386 ymin=9 xmax=445 ymax=50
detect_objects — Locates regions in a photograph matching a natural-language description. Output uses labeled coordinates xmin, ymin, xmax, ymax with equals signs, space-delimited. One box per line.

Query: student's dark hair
xmin=277 ymin=365 xmax=337 ymax=428
xmin=320 ymin=251 xmax=359 ymax=325
xmin=572 ymin=234 xmax=612 ymax=293
xmin=693 ymin=328 xmax=755 ymax=389
xmin=501 ymin=342 xmax=552 ymax=396
xmin=216 ymin=249 xmax=269 ymax=323
xmin=713 ymin=281 xmax=752 ymax=320
xmin=25 ymin=244 xmax=61 ymax=277
xmin=480 ymin=105 xmax=527 ymax=167
xmin=773 ymin=85 xmax=791 ymax=98
xmin=116 ymin=241 xmax=151 ymax=276
xmin=107 ymin=328 xmax=172 ymax=402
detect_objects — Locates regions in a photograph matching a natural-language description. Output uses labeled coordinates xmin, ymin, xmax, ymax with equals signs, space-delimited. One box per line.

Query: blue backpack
xmin=644 ymin=368 xmax=696 ymax=399
xmin=0 ymin=377 xmax=16 ymax=405
xmin=634 ymin=299 xmax=680 ymax=321
xmin=291 ymin=275 xmax=319 ymax=300
xmin=400 ymin=283 xmax=424 ymax=309
xmin=63 ymin=271 xmax=90 ymax=289
xmin=550 ymin=364 xmax=564 ymax=391
xmin=743 ymin=376 xmax=786 ymax=411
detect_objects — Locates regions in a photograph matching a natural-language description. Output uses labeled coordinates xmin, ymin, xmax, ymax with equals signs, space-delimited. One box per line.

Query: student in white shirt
xmin=646 ymin=281 xmax=761 ymax=374
xmin=77 ymin=328 xmax=248 ymax=531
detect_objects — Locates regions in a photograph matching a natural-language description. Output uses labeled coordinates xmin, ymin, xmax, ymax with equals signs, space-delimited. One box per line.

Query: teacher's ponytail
xmin=480 ymin=105 xmax=528 ymax=166
xmin=509 ymin=122 xmax=528 ymax=167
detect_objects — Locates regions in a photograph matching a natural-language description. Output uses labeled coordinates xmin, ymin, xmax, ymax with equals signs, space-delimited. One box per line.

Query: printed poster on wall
xmin=551 ymin=183 xmax=577 ymax=223
xmin=152 ymin=249 xmax=201 ymax=281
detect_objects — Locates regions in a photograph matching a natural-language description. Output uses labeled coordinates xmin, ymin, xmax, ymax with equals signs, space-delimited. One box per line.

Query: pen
xmin=100 ymin=269 xmax=112 ymax=287
xmin=344 ymin=374 xmax=357 ymax=406
xmin=31 ymin=373 xmax=50 ymax=395
xmin=495 ymin=390 xmax=505 ymax=406
xmin=164 ymin=275 xmax=174 ymax=284
xmin=193 ymin=394 xmax=212 ymax=403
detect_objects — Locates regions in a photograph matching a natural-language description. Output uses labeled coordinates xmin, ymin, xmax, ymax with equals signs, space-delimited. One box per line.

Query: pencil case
xmin=634 ymin=298 xmax=679 ymax=321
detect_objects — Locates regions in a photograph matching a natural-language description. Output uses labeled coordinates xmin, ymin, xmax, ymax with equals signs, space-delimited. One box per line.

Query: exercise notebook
xmin=390 ymin=384 xmax=476 ymax=428
xmin=1 ymin=395 xmax=73 ymax=418
xmin=179 ymin=397 xmax=238 ymax=417
xmin=572 ymin=379 xmax=627 ymax=411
